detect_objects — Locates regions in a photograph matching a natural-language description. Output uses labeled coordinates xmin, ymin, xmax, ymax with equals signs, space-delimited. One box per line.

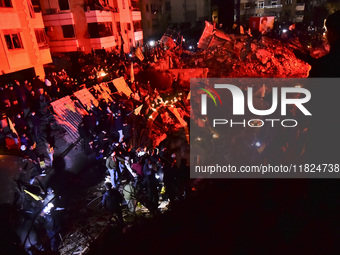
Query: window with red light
xmin=4 ymin=33 xmax=23 ymax=50
xmin=0 ymin=0 xmax=12 ymax=7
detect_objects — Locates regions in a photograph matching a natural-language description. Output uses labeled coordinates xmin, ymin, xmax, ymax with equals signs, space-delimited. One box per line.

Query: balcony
xmin=43 ymin=12 xmax=74 ymax=26
xmin=295 ymin=3 xmax=305 ymax=11
xmin=134 ymin=31 xmax=143 ymax=41
xmin=90 ymin=36 xmax=116 ymax=49
xmin=85 ymin=10 xmax=113 ymax=23
xmin=264 ymin=4 xmax=283 ymax=9
xmin=132 ymin=11 xmax=141 ymax=21
xmin=48 ymin=39 xmax=79 ymax=52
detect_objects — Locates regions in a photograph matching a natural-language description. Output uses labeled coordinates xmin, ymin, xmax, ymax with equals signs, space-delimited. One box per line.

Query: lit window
xmin=62 ymin=25 xmax=75 ymax=38
xmin=58 ymin=0 xmax=69 ymax=10
xmin=4 ymin=33 xmax=23 ymax=50
xmin=0 ymin=0 xmax=12 ymax=7
xmin=257 ymin=1 xmax=264 ymax=8
xmin=133 ymin=21 xmax=142 ymax=31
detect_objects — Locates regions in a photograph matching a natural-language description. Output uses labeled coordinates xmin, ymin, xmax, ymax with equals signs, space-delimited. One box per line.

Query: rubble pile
xmin=152 ymin=23 xmax=315 ymax=78
xmin=195 ymin=35 xmax=311 ymax=78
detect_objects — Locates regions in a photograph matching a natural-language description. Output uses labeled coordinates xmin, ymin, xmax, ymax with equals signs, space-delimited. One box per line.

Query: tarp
xmin=73 ymin=88 xmax=99 ymax=109
xmin=50 ymin=96 xmax=84 ymax=143
xmin=112 ymin=77 xmax=133 ymax=97
xmin=93 ymin=83 xmax=113 ymax=103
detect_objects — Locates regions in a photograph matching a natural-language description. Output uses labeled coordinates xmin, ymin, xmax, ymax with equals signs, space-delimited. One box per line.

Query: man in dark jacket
xmin=102 ymin=182 xmax=124 ymax=227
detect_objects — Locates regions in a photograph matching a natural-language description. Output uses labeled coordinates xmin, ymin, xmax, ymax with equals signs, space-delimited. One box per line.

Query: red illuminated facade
xmin=0 ymin=0 xmax=52 ymax=79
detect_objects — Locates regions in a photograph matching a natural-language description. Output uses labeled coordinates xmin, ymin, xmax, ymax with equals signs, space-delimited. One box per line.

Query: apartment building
xmin=0 ymin=0 xmax=52 ymax=79
xmin=139 ymin=0 xmax=169 ymax=40
xmin=238 ymin=0 xmax=306 ymax=23
xmin=39 ymin=0 xmax=143 ymax=53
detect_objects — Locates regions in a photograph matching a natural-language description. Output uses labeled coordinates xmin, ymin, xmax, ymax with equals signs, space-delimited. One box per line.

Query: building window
xmin=146 ymin=4 xmax=149 ymax=12
xmin=4 ymin=33 xmax=24 ymax=50
xmin=271 ymin=0 xmax=278 ymax=6
xmin=131 ymin=0 xmax=139 ymax=10
xmin=58 ymin=0 xmax=69 ymax=10
xmin=31 ymin=0 xmax=41 ymax=12
xmin=244 ymin=2 xmax=251 ymax=9
xmin=257 ymin=1 xmax=264 ymax=8
xmin=127 ymin=23 xmax=131 ymax=31
xmin=88 ymin=22 xmax=113 ymax=38
xmin=116 ymin=22 xmax=121 ymax=33
xmin=285 ymin=0 xmax=292 ymax=4
xmin=133 ymin=21 xmax=142 ymax=31
xmin=151 ymin=4 xmax=158 ymax=13
xmin=0 ymin=0 xmax=12 ymax=7
xmin=35 ymin=29 xmax=48 ymax=47
xmin=62 ymin=25 xmax=75 ymax=38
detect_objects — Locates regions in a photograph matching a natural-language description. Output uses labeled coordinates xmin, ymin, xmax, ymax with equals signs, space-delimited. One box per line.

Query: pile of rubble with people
xmin=2 ymin=11 xmax=339 ymax=254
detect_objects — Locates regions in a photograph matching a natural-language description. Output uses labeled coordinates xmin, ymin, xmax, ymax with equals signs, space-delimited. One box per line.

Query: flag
xmin=130 ymin=63 xmax=135 ymax=83
xmin=135 ymin=47 xmax=144 ymax=61
xmin=134 ymin=104 xmax=143 ymax=115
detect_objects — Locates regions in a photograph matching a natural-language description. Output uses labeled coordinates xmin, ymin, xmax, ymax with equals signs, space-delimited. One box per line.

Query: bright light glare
xmin=282 ymin=29 xmax=288 ymax=33
xmin=43 ymin=203 xmax=54 ymax=214
xmin=149 ymin=40 xmax=155 ymax=47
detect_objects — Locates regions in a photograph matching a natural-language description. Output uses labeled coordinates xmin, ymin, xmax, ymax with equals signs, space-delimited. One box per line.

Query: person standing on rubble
xmin=102 ymin=182 xmax=124 ymax=228
xmin=106 ymin=150 xmax=125 ymax=188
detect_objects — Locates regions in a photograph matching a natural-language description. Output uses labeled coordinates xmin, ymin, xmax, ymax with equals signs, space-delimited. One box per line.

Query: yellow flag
xmin=135 ymin=47 xmax=144 ymax=61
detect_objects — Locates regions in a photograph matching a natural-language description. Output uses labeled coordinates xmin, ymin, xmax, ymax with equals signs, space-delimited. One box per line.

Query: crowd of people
xmin=0 ymin=41 xmax=192 ymax=221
